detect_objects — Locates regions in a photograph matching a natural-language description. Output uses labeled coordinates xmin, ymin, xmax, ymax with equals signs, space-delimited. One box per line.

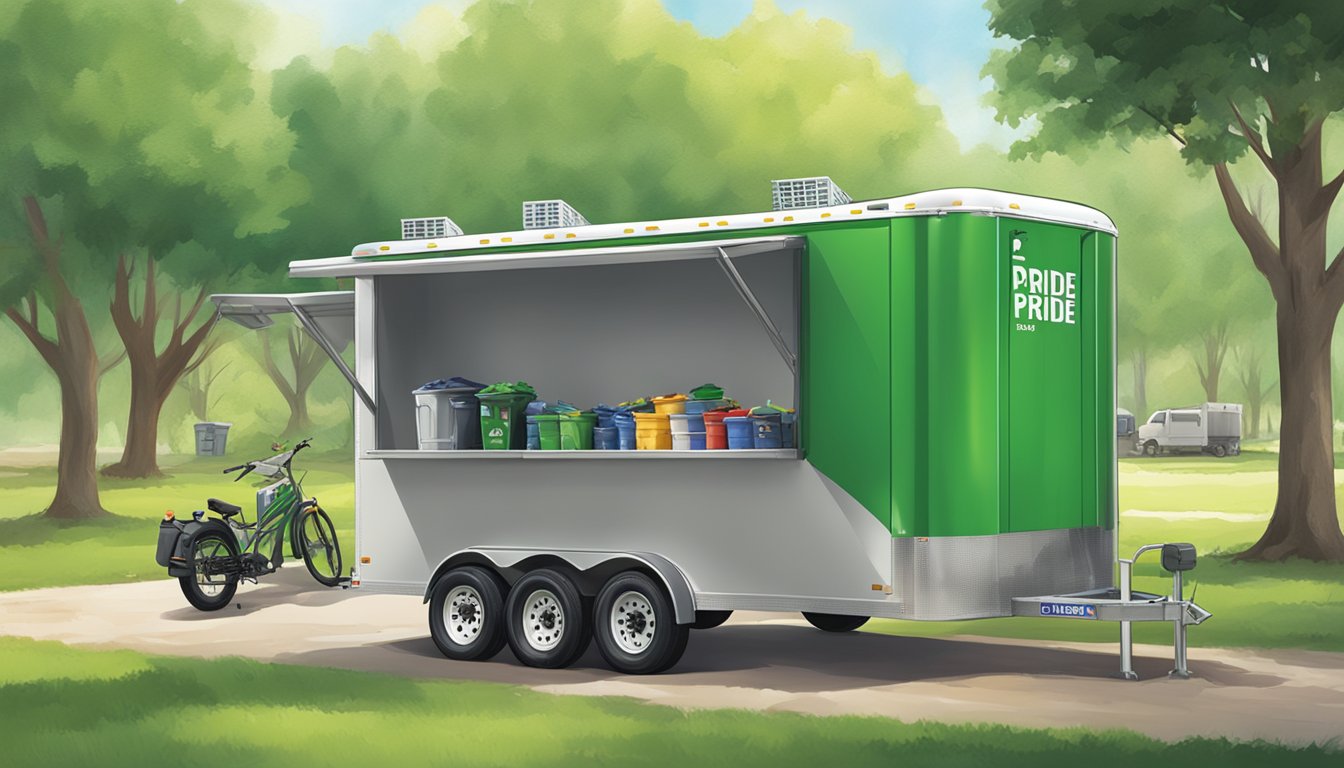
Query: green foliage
xmin=0 ymin=636 xmax=1337 ymax=767
xmin=984 ymin=1 xmax=1344 ymax=165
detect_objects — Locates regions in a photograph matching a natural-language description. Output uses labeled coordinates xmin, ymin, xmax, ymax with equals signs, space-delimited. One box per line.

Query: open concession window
xmin=368 ymin=238 xmax=801 ymax=455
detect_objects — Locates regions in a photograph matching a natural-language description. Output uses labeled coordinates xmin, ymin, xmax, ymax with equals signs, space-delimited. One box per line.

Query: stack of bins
xmin=412 ymin=377 xmax=486 ymax=450
xmin=633 ymin=412 xmax=671 ymax=450
xmin=707 ymin=408 xmax=750 ymax=449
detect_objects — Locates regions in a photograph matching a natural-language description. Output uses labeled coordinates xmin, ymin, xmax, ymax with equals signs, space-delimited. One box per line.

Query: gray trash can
xmin=413 ymin=387 xmax=483 ymax=450
xmin=194 ymin=422 xmax=232 ymax=457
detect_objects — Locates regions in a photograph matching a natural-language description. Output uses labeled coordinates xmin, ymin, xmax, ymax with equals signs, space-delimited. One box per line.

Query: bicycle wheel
xmin=298 ymin=506 xmax=344 ymax=587
xmin=178 ymin=530 xmax=239 ymax=611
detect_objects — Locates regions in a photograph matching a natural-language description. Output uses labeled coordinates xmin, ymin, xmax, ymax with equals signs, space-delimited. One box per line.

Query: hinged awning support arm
xmin=290 ymin=304 xmax=377 ymax=414
xmin=715 ymin=246 xmax=798 ymax=374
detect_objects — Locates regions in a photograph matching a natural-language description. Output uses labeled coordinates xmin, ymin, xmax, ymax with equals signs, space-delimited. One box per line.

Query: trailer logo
xmin=1038 ymin=602 xmax=1097 ymax=619
xmin=1010 ymin=238 xmax=1076 ymax=329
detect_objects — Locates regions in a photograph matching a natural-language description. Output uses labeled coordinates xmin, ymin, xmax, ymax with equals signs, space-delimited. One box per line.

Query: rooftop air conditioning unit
xmin=522 ymin=199 xmax=590 ymax=230
xmin=401 ymin=216 xmax=463 ymax=240
xmin=770 ymin=176 xmax=852 ymax=211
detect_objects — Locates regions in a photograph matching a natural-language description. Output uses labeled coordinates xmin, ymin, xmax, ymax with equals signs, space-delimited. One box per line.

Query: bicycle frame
xmin=222 ymin=443 xmax=315 ymax=571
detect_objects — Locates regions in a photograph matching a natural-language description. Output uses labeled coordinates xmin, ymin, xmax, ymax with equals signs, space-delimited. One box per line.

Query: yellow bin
xmin=633 ymin=411 xmax=672 ymax=450
xmin=651 ymin=393 xmax=689 ymax=415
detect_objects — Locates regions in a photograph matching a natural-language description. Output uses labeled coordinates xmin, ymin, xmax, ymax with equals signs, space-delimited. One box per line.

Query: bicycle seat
xmin=207 ymin=498 xmax=243 ymax=518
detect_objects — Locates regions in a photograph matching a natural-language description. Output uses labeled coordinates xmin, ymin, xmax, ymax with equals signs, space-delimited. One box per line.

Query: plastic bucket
xmin=668 ymin=413 xmax=705 ymax=435
xmin=593 ymin=426 xmax=619 ymax=450
xmin=781 ymin=413 xmax=795 ymax=449
xmin=634 ymin=412 xmax=671 ymax=450
xmin=703 ymin=411 xmax=729 ymax=450
xmin=613 ymin=412 xmax=637 ymax=450
xmin=672 ymin=432 xmax=707 ymax=450
xmin=525 ymin=416 xmax=541 ymax=450
xmin=478 ymin=391 xmax=536 ymax=450
xmin=684 ymin=398 xmax=730 ymax=415
xmin=651 ymin=394 xmax=688 ymax=415
xmin=750 ymin=412 xmax=783 ymax=449
xmin=593 ymin=404 xmax=618 ymax=429
xmin=559 ymin=413 xmax=596 ymax=450
xmin=724 ymin=416 xmax=754 ymax=449
xmin=530 ymin=414 xmax=562 ymax=450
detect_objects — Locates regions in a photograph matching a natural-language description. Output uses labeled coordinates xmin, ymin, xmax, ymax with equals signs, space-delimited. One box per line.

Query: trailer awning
xmin=287 ymin=235 xmax=803 ymax=279
xmin=210 ymin=291 xmax=373 ymax=413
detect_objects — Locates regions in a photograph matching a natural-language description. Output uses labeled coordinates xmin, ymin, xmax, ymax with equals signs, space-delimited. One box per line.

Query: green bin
xmin=479 ymin=392 xmax=536 ymax=450
xmin=532 ymin=412 xmax=596 ymax=450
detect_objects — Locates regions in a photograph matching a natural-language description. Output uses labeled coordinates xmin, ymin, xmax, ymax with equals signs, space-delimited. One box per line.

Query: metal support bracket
xmin=715 ymin=246 xmax=798 ymax=374
xmin=291 ymin=304 xmax=377 ymax=414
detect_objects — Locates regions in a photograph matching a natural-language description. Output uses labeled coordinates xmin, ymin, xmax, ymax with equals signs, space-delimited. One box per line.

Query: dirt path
xmin=2 ymin=567 xmax=1341 ymax=747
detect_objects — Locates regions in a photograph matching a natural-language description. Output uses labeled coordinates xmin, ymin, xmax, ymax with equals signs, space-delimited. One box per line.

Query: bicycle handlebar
xmin=222 ymin=463 xmax=248 ymax=474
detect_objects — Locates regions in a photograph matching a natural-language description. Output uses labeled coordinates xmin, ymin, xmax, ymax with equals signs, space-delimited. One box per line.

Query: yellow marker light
xmin=904 ymin=202 xmax=916 ymax=210
xmin=645 ymin=225 xmax=660 ymax=231
xmin=501 ymin=236 xmax=513 ymax=243
xmin=565 ymin=233 xmax=576 ymax=238
xmin=378 ymin=245 xmax=391 ymax=251
xmin=952 ymin=200 xmax=963 ymax=206
xmin=716 ymin=220 xmax=729 ymax=226
xmin=871 ymin=583 xmax=884 ymax=592
xmin=699 ymin=222 xmax=710 ymax=228
xmin=820 ymin=212 xmax=832 ymax=218
xmin=783 ymin=215 xmax=794 ymax=222
xmin=851 ymin=209 xmax=862 ymax=215
xmin=624 ymin=228 xmax=635 ymax=234
xmin=1009 ymin=202 xmax=1021 ymax=209
xmin=479 ymin=239 xmax=490 ymax=245
xmin=544 ymin=233 xmax=556 ymax=240
xmin=426 ymin=242 xmax=438 ymax=248
xmin=764 ymin=217 xmax=775 ymax=223
xmin=360 ymin=556 xmax=372 ymax=564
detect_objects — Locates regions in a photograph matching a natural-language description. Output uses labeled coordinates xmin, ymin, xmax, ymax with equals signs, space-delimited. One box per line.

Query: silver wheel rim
xmin=193 ymin=538 xmax=230 ymax=596
xmin=610 ymin=590 xmax=656 ymax=655
xmin=444 ymin=585 xmax=485 ymax=646
xmin=522 ymin=589 xmax=565 ymax=651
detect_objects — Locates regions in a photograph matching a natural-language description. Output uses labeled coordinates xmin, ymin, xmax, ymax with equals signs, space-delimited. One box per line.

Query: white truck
xmin=1137 ymin=403 xmax=1242 ymax=458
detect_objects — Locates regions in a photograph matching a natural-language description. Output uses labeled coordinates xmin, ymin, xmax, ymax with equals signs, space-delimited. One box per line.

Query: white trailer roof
xmin=289 ymin=187 xmax=1116 ymax=279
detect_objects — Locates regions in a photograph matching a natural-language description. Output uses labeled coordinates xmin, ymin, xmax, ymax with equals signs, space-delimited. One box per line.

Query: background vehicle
xmin=155 ymin=438 xmax=345 ymax=610
xmin=1117 ymin=407 xmax=1138 ymax=457
xmin=1138 ymin=403 xmax=1242 ymax=458
xmin=212 ymin=185 xmax=1122 ymax=674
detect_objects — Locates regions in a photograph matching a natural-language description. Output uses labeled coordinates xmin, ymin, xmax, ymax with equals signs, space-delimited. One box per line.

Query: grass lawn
xmin=1 ymin=636 xmax=1336 ymax=767
xmin=2 ymin=450 xmax=1342 ymax=651
xmin=0 ymin=453 xmax=354 ymax=592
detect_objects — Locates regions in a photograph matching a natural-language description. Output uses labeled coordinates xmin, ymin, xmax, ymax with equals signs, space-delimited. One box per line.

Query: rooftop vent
xmin=401 ymin=216 xmax=462 ymax=240
xmin=523 ymin=199 xmax=590 ymax=230
xmin=771 ymin=176 xmax=852 ymax=211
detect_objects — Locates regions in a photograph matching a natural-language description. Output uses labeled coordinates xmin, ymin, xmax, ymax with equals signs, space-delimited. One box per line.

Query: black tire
xmin=288 ymin=514 xmax=303 ymax=561
xmin=428 ymin=566 xmax=509 ymax=661
xmin=178 ymin=530 xmax=239 ymax=611
xmin=802 ymin=612 xmax=869 ymax=632
xmin=691 ymin=610 xmax=733 ymax=630
xmin=1143 ymin=441 xmax=1159 ymax=457
xmin=593 ymin=571 xmax=690 ymax=674
xmin=1211 ymin=443 xmax=1227 ymax=458
xmin=505 ymin=569 xmax=590 ymax=669
xmin=297 ymin=507 xmax=344 ymax=587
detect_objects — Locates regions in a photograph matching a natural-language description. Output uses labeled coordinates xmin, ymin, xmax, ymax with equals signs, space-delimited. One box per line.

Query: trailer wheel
xmin=1143 ymin=441 xmax=1160 ymax=457
xmin=505 ymin=569 xmax=590 ymax=669
xmin=428 ymin=566 xmax=509 ymax=661
xmin=802 ymin=612 xmax=869 ymax=632
xmin=593 ymin=571 xmax=689 ymax=674
xmin=1211 ymin=443 xmax=1227 ymax=458
xmin=691 ymin=610 xmax=733 ymax=630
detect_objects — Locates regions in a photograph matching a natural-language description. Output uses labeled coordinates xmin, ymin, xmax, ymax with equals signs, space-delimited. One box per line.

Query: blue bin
xmin=684 ymin=398 xmax=730 ymax=415
xmin=613 ymin=412 xmax=637 ymax=450
xmin=751 ymin=412 xmax=783 ymax=449
xmin=689 ymin=433 xmax=706 ymax=450
xmin=724 ymin=416 xmax=754 ymax=449
xmin=594 ymin=404 xmax=618 ymax=429
xmin=593 ymin=426 xmax=619 ymax=450
xmin=781 ymin=413 xmax=795 ymax=449
xmin=525 ymin=415 xmax=541 ymax=450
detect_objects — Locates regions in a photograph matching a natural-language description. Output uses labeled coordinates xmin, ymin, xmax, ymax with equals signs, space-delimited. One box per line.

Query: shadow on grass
xmin=0 ymin=512 xmax=144 ymax=548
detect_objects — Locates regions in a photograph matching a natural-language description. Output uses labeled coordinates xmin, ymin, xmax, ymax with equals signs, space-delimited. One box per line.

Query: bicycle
xmin=155 ymin=437 xmax=345 ymax=611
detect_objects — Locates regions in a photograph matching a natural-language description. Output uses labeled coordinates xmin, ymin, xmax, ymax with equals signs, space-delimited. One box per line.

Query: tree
xmin=986 ymin=1 xmax=1344 ymax=561
xmin=258 ymin=327 xmax=327 ymax=439
xmin=1236 ymin=345 xmax=1277 ymax=439
xmin=179 ymin=357 xmax=231 ymax=423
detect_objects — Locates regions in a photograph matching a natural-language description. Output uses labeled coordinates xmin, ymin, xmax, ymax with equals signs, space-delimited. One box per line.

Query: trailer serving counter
xmin=213 ymin=186 xmax=1208 ymax=675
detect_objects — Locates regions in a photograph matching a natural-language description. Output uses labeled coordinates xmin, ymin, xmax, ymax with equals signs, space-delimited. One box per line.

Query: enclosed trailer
xmin=214 ymin=187 xmax=1153 ymax=674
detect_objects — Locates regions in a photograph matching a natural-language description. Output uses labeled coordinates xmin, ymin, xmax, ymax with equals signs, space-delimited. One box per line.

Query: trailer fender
xmin=424 ymin=547 xmax=697 ymax=624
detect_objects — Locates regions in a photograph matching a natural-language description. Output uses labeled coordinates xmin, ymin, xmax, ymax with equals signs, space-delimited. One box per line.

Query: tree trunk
xmin=260 ymin=327 xmax=325 ymax=441
xmin=4 ymin=196 xmax=109 ymax=519
xmin=103 ymin=255 xmax=216 ymax=478
xmin=1194 ymin=322 xmax=1229 ymax=402
xmin=1240 ymin=306 xmax=1344 ymax=560
xmin=1214 ymin=120 xmax=1344 ymax=561
xmin=1131 ymin=347 xmax=1148 ymax=419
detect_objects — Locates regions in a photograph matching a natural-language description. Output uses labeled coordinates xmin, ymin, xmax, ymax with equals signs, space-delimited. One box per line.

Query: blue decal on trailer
xmin=1039 ymin=602 xmax=1097 ymax=619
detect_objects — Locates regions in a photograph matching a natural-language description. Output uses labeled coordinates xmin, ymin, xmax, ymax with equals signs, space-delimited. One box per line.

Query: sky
xmin=252 ymin=0 xmax=1022 ymax=151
